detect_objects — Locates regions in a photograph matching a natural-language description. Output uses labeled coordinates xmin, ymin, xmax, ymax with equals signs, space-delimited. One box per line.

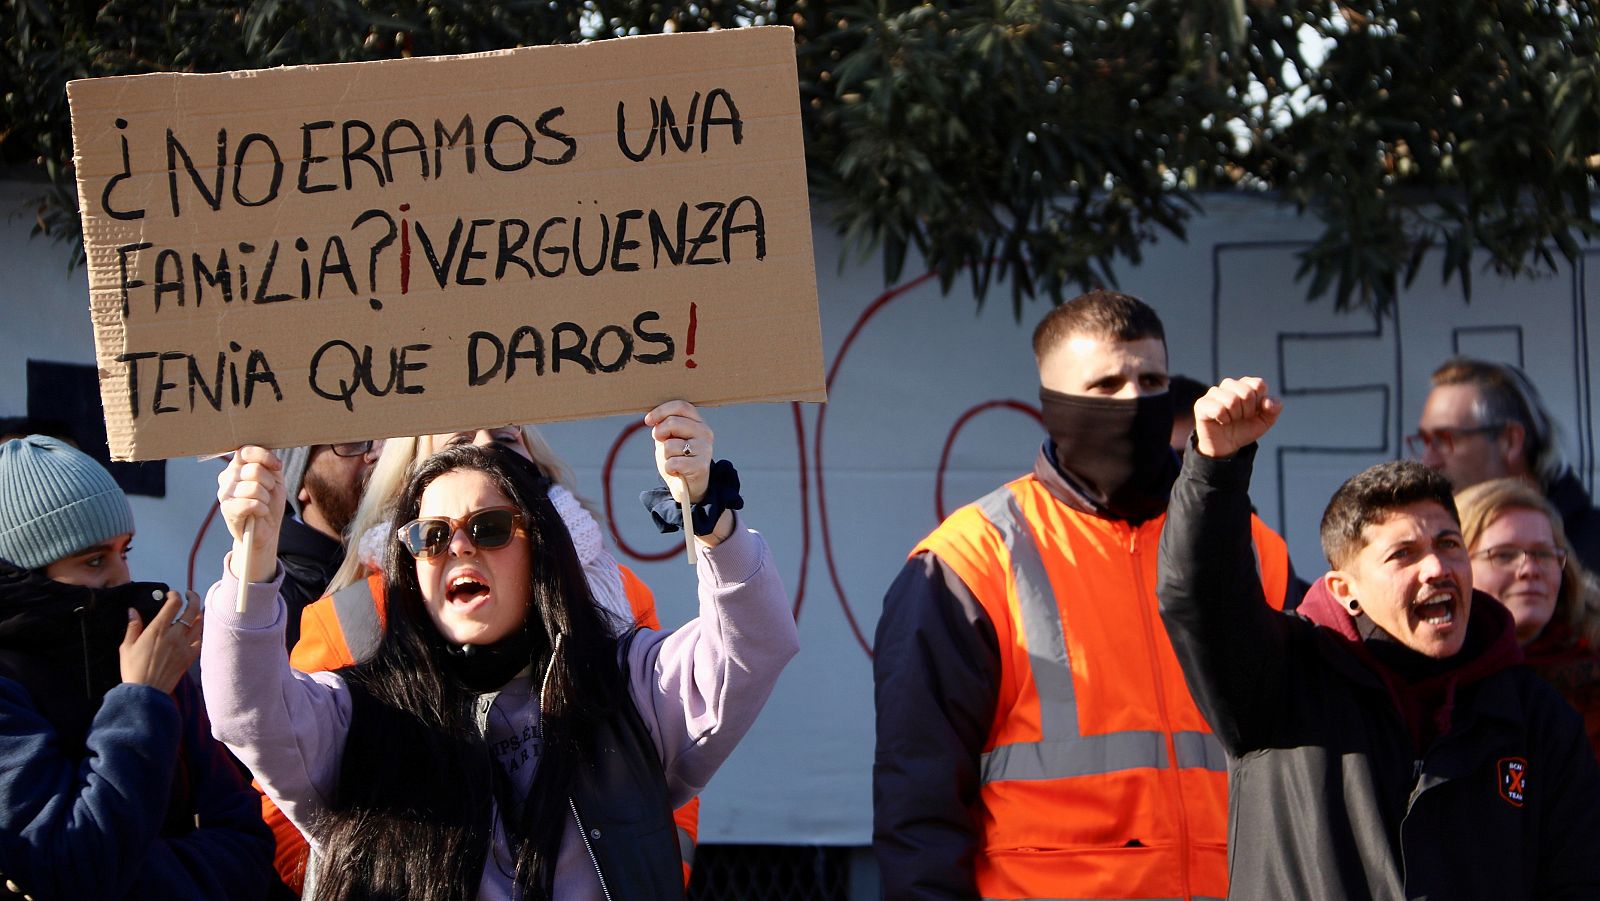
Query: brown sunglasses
xmin=396 ymin=507 xmax=524 ymax=559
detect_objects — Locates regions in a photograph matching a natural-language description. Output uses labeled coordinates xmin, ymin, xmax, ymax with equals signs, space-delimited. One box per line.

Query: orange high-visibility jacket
xmin=262 ymin=566 xmax=699 ymax=893
xmin=914 ymin=475 xmax=1290 ymax=901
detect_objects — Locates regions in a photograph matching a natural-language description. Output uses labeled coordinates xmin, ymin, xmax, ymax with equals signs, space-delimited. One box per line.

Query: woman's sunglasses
xmin=396 ymin=507 xmax=524 ymax=559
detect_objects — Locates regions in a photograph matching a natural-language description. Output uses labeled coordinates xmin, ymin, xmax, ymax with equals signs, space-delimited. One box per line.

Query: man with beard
xmin=1158 ymin=377 xmax=1600 ymax=899
xmin=273 ymin=442 xmax=378 ymax=649
xmin=872 ymin=291 xmax=1297 ymax=901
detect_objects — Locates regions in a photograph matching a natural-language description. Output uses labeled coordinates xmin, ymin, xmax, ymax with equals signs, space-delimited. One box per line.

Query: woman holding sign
xmin=299 ymin=423 xmax=668 ymax=671
xmin=202 ymin=402 xmax=797 ymax=900
xmin=268 ymin=423 xmax=706 ymax=892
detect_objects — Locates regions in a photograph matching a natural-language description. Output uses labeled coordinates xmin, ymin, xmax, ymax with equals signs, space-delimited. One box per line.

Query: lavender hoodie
xmin=202 ymin=521 xmax=797 ymax=900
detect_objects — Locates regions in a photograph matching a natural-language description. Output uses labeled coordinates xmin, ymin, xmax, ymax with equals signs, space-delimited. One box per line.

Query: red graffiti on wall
xmin=599 ymin=270 xmax=1041 ymax=660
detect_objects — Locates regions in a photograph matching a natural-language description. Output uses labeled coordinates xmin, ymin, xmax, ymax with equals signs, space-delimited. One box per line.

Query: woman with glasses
xmin=201 ymin=402 xmax=798 ymax=900
xmin=1457 ymin=477 xmax=1600 ymax=760
xmin=310 ymin=425 xmax=645 ymax=666
xmin=267 ymin=425 xmax=704 ymax=894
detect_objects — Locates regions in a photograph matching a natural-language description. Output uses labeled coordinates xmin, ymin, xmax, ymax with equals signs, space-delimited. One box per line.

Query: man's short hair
xmin=1032 ymin=290 xmax=1165 ymax=358
xmin=1320 ymin=460 xmax=1459 ymax=568
xmin=1431 ymin=357 xmax=1565 ymax=484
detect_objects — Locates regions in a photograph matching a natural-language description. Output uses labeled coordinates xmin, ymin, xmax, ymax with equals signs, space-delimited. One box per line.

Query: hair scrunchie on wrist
xmin=639 ymin=459 xmax=743 ymax=536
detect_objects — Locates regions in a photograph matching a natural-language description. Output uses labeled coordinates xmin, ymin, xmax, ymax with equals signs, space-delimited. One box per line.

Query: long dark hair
xmin=312 ymin=443 xmax=628 ymax=900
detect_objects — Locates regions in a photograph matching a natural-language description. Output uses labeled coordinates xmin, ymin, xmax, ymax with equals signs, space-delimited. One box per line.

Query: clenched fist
xmin=1193 ymin=377 xmax=1282 ymax=459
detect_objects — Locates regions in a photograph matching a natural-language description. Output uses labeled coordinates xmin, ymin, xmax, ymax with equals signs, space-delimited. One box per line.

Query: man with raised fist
xmin=1158 ymin=376 xmax=1600 ymax=900
xmin=874 ymin=293 xmax=1297 ymax=901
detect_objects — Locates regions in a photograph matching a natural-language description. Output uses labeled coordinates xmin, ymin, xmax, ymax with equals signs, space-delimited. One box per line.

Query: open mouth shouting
xmin=448 ymin=571 xmax=493 ymax=607
xmin=412 ymin=469 xmax=533 ymax=646
xmin=1411 ymin=587 xmax=1460 ymax=629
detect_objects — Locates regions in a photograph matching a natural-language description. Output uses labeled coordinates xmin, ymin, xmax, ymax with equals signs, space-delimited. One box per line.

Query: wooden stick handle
xmin=236 ymin=521 xmax=255 ymax=614
xmin=671 ymin=476 xmax=696 ymax=565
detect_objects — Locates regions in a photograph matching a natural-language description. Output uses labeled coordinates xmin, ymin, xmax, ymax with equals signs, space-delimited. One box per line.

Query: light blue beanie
xmin=0 ymin=436 xmax=136 ymax=570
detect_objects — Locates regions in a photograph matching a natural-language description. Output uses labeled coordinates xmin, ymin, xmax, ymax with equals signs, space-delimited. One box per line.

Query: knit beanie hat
xmin=0 ymin=436 xmax=136 ymax=570
xmin=278 ymin=446 xmax=312 ymax=517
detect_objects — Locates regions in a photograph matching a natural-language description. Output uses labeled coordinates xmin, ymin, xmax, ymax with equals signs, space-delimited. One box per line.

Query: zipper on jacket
xmin=545 ymin=634 xmax=612 ymax=900
xmin=569 ymin=796 xmax=614 ymax=901
xmin=536 ymin=631 xmax=565 ymax=734
xmin=73 ymin=605 xmax=92 ymax=701
xmin=1127 ymin=526 xmax=1194 ymax=897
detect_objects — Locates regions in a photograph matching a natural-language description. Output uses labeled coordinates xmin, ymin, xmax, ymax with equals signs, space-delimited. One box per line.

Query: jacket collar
xmin=0 ymin=562 xmax=168 ymax=755
xmin=278 ymin=514 xmax=345 ymax=561
xmin=1298 ymin=578 xmax=1524 ymax=748
xmin=1033 ymin=442 xmax=1169 ymax=525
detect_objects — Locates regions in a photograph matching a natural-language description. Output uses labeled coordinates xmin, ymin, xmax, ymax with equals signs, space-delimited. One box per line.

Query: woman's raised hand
xmin=216 ymin=445 xmax=286 ymax=581
xmin=646 ymin=400 xmax=735 ymax=546
xmin=119 ymin=590 xmax=203 ymax=694
xmin=647 ymin=400 xmax=714 ymax=502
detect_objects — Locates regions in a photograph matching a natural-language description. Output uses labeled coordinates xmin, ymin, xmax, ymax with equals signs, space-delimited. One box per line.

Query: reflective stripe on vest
xmin=677 ymin=826 xmax=695 ymax=868
xmin=982 ymin=731 xmax=1229 ymax=782
xmin=972 ymin=488 xmax=1228 ymax=783
xmin=331 ymin=579 xmax=382 ymax=664
xmin=1172 ymin=730 xmax=1228 ymax=772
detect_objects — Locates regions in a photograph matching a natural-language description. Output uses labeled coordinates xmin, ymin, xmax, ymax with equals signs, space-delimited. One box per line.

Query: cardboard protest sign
xmin=68 ymin=26 xmax=824 ymax=461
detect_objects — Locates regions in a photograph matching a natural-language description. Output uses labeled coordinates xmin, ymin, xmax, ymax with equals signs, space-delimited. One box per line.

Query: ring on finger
xmin=173 ymin=616 xmax=194 ymax=628
xmin=681 ymin=440 xmax=695 ymax=458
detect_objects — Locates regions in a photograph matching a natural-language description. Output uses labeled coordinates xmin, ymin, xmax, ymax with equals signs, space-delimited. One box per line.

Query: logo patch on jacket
xmin=1497 ymin=757 xmax=1528 ymax=807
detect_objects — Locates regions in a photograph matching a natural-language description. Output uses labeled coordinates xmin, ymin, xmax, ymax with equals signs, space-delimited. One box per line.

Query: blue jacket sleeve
xmin=0 ymin=677 xmax=274 ymax=901
xmin=872 ymin=553 xmax=1001 ymax=901
xmin=0 ymin=679 xmax=181 ymax=900
xmin=123 ymin=677 xmax=274 ymax=900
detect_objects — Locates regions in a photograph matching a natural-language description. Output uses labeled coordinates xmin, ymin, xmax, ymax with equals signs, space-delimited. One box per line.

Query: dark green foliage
xmin=4 ymin=0 xmax=1598 ymax=314
xmin=804 ymin=1 xmax=1250 ymax=314
xmin=1245 ymin=0 xmax=1600 ymax=311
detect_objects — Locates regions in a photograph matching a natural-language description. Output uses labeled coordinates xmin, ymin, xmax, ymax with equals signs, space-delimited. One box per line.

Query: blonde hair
xmin=1456 ymin=477 xmax=1600 ymax=646
xmin=326 ymin=426 xmax=598 ymax=594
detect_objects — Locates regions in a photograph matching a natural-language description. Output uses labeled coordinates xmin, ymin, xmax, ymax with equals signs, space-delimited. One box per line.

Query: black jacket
xmin=0 ymin=564 xmax=273 ymax=900
xmin=324 ymin=630 xmax=683 ymax=901
xmin=276 ymin=516 xmax=343 ymax=650
xmin=1546 ymin=469 xmax=1600 ymax=574
xmin=1157 ymin=445 xmax=1600 ymax=900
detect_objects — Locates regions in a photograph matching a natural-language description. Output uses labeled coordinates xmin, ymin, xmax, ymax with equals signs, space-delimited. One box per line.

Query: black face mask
xmin=0 ymin=571 xmax=168 ymax=660
xmin=1040 ymin=387 xmax=1178 ymax=523
xmin=0 ymin=569 xmax=171 ymax=755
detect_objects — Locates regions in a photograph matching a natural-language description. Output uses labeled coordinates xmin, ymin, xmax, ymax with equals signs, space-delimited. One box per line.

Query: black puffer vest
xmin=323 ymin=630 xmax=682 ymax=900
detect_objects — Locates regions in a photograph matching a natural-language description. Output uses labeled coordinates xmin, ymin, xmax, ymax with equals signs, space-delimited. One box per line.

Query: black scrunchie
xmin=639 ymin=459 xmax=743 ymax=536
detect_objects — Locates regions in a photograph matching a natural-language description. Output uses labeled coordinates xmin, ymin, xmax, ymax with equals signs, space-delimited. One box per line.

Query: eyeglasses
xmin=329 ymin=440 xmax=375 ymax=458
xmin=396 ymin=507 xmax=524 ymax=559
xmin=1472 ymin=544 xmax=1568 ymax=571
xmin=1403 ymin=425 xmax=1504 ymax=457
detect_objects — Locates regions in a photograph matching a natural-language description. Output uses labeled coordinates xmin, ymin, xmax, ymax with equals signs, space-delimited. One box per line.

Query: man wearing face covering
xmin=872 ymin=291 xmax=1299 ymax=901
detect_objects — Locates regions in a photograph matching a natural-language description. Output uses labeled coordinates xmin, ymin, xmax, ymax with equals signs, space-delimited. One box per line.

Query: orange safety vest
xmin=915 ymin=476 xmax=1290 ymax=901
xmin=266 ymin=565 xmax=699 ymax=893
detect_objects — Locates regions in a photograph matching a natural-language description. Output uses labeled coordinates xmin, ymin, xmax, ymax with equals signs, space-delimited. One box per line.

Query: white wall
xmin=3 ymin=179 xmax=1596 ymax=844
